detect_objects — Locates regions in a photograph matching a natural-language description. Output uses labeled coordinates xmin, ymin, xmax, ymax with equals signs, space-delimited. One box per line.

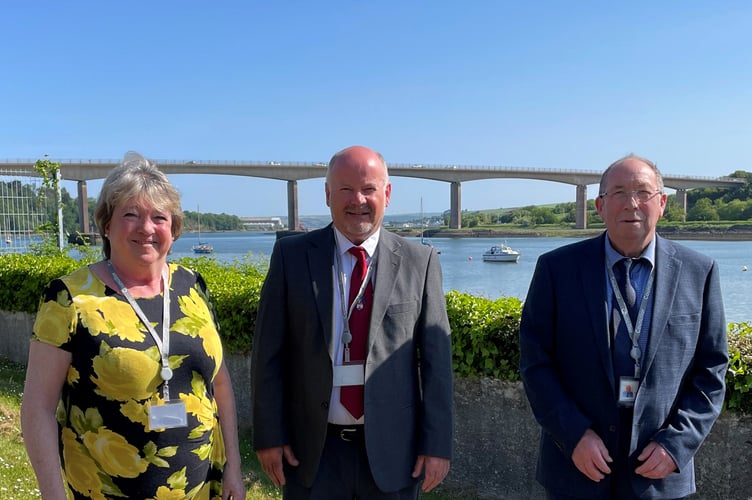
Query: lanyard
xmin=607 ymin=262 xmax=654 ymax=379
xmin=107 ymin=260 xmax=173 ymax=400
xmin=335 ymin=249 xmax=374 ymax=362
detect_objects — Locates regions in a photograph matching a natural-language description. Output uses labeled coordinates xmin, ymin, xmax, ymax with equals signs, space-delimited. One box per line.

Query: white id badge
xmin=333 ymin=363 xmax=365 ymax=387
xmin=148 ymin=400 xmax=188 ymax=430
xmin=618 ymin=377 xmax=640 ymax=407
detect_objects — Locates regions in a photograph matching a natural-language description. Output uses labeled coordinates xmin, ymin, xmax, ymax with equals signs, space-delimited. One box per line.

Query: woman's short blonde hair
xmin=94 ymin=151 xmax=183 ymax=258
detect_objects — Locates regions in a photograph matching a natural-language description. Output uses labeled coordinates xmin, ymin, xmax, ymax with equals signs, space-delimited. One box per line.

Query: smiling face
xmin=95 ymin=153 xmax=183 ymax=261
xmin=325 ymin=146 xmax=391 ymax=245
xmin=106 ymin=197 xmax=173 ymax=271
xmin=595 ymin=157 xmax=667 ymax=257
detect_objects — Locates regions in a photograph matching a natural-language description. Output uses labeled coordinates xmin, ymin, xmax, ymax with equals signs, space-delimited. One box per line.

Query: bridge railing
xmin=0 ymin=159 xmax=744 ymax=183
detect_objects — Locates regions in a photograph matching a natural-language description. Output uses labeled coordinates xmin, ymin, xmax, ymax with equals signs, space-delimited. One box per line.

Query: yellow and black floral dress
xmin=33 ymin=263 xmax=227 ymax=500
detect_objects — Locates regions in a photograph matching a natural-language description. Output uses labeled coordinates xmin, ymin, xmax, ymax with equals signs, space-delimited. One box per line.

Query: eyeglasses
xmin=599 ymin=190 xmax=662 ymax=203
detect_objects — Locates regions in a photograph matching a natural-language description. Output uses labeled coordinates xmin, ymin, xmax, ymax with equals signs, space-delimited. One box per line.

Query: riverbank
xmin=395 ymin=225 xmax=752 ymax=241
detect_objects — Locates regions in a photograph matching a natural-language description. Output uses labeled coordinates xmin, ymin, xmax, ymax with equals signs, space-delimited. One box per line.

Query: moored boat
xmin=192 ymin=205 xmax=213 ymax=254
xmin=192 ymin=243 xmax=213 ymax=254
xmin=482 ymin=243 xmax=520 ymax=262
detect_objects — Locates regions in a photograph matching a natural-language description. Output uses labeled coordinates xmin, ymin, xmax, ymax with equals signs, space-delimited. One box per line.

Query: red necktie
xmin=340 ymin=246 xmax=373 ymax=419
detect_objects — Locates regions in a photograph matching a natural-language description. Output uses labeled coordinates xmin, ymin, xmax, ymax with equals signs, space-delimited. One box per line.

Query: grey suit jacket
xmin=251 ymin=225 xmax=453 ymax=492
xmin=520 ymin=233 xmax=728 ymax=499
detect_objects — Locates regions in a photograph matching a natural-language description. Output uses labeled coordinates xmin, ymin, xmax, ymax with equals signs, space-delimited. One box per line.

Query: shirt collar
xmin=333 ymin=227 xmax=380 ymax=259
xmin=604 ymin=233 xmax=656 ymax=269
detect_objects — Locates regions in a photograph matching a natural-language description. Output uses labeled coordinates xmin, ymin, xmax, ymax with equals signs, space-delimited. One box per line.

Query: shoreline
xmin=392 ymin=228 xmax=752 ymax=242
xmin=204 ymin=226 xmax=752 ymax=243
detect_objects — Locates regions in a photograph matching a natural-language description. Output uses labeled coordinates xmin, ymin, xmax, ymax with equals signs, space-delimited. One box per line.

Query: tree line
xmin=457 ymin=170 xmax=752 ymax=228
xmin=0 ymin=183 xmax=247 ymax=236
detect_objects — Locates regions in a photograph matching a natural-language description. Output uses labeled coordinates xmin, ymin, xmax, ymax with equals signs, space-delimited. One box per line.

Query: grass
xmin=0 ymin=357 xmax=40 ymax=499
xmin=0 ymin=357 xmax=462 ymax=499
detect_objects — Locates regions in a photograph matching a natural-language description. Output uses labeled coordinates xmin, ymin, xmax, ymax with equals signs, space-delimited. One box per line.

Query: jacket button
xmin=609 ymin=425 xmax=617 ymax=433
xmin=321 ymin=402 xmax=329 ymax=410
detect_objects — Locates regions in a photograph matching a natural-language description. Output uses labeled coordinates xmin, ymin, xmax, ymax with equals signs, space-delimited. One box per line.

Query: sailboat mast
xmin=197 ymin=205 xmax=201 ymax=241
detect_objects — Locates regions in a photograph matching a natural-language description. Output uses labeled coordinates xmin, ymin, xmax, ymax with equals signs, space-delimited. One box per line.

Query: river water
xmin=171 ymin=232 xmax=751 ymax=324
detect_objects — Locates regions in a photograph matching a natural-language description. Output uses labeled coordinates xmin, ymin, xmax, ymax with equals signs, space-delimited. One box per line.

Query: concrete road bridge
xmin=0 ymin=159 xmax=745 ymax=231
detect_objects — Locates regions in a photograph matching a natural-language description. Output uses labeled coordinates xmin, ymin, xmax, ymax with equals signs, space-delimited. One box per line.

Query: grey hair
xmin=599 ymin=153 xmax=664 ymax=194
xmin=94 ymin=151 xmax=183 ymax=258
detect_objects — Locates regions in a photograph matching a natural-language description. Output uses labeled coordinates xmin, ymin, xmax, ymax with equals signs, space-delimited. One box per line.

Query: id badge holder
xmin=333 ymin=363 xmax=365 ymax=387
xmin=148 ymin=400 xmax=188 ymax=430
xmin=618 ymin=377 xmax=639 ymax=407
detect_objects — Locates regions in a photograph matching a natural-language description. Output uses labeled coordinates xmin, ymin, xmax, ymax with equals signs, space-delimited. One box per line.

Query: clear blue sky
xmin=2 ymin=1 xmax=750 ymax=217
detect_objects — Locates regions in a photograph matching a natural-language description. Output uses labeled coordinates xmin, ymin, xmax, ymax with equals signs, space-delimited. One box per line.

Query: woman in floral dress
xmin=21 ymin=152 xmax=245 ymax=500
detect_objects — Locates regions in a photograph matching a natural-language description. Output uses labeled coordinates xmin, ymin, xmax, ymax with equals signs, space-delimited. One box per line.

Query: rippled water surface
xmin=171 ymin=232 xmax=751 ymax=324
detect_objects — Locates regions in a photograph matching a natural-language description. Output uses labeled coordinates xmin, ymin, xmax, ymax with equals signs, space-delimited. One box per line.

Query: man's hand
xmin=412 ymin=455 xmax=450 ymax=492
xmin=635 ymin=441 xmax=677 ymax=479
xmin=572 ymin=429 xmax=613 ymax=482
xmin=256 ymin=445 xmax=299 ymax=487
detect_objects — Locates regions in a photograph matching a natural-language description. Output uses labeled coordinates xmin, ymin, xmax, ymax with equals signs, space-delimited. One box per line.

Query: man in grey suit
xmin=252 ymin=145 xmax=453 ymax=499
xmin=520 ymin=154 xmax=728 ymax=499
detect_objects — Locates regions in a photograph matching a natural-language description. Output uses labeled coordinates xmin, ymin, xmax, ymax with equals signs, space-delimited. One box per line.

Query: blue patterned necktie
xmin=622 ymin=258 xmax=637 ymax=316
xmin=613 ymin=258 xmax=637 ymax=378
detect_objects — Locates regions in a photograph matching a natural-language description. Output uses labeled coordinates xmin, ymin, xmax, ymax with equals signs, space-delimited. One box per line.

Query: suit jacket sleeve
xmin=417 ymin=247 xmax=454 ymax=459
xmin=251 ymin=238 xmax=290 ymax=450
xmin=519 ymin=250 xmax=594 ymax=455
xmin=648 ymin=256 xmax=728 ymax=471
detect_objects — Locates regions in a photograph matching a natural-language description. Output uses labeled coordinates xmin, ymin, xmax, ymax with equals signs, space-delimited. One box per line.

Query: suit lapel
xmin=307 ymin=226 xmax=336 ymax=359
xmin=642 ymin=236 xmax=680 ymax=374
xmin=368 ymin=231 xmax=401 ymax=352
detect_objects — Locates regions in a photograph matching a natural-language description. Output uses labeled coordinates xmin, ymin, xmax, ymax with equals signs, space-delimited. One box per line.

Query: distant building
xmin=239 ymin=216 xmax=284 ymax=230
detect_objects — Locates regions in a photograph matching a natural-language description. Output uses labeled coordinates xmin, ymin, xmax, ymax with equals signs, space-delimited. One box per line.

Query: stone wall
xmin=448 ymin=378 xmax=752 ymax=500
xmin=0 ymin=310 xmax=32 ymax=366
xmin=2 ymin=311 xmax=750 ymax=499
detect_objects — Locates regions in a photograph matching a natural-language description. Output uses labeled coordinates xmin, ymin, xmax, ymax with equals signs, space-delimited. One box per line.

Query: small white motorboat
xmin=482 ymin=243 xmax=520 ymax=263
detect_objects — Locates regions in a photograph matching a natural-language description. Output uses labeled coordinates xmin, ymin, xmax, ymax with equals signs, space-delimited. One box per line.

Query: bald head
xmin=325 ymin=145 xmax=392 ymax=244
xmin=326 ymin=146 xmax=389 ymax=184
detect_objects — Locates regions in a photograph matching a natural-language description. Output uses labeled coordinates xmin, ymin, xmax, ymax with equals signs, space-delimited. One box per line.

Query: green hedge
xmin=446 ymin=290 xmax=522 ymax=381
xmin=1 ymin=253 xmax=750 ymax=414
xmin=726 ymin=322 xmax=752 ymax=414
xmin=0 ymin=253 xmax=90 ymax=313
xmin=171 ymin=256 xmax=267 ymax=355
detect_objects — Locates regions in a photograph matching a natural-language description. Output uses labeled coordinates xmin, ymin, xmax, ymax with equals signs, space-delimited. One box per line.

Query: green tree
xmin=717 ymin=199 xmax=748 ymax=221
xmin=687 ymin=198 xmax=719 ymax=221
xmin=60 ymin=188 xmax=80 ymax=231
xmin=662 ymin=199 xmax=685 ymax=222
xmin=530 ymin=206 xmax=557 ymax=225
xmin=32 ymin=156 xmax=64 ymax=251
xmin=588 ymin=209 xmax=603 ymax=226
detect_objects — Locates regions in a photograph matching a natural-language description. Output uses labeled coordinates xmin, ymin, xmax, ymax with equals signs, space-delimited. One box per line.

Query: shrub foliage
xmin=445 ymin=291 xmax=522 ymax=380
xmin=1 ymin=253 xmax=750 ymax=414
xmin=725 ymin=322 xmax=752 ymax=414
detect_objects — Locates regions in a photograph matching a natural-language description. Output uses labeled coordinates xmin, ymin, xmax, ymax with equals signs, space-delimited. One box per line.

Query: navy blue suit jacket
xmin=520 ymin=233 xmax=728 ymax=498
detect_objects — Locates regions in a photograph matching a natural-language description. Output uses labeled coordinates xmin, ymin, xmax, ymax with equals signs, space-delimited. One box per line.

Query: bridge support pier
xmin=575 ymin=184 xmax=588 ymax=229
xmin=287 ymin=180 xmax=299 ymax=230
xmin=77 ymin=181 xmax=89 ymax=233
xmin=450 ymin=181 xmax=462 ymax=229
xmin=675 ymin=188 xmax=687 ymax=222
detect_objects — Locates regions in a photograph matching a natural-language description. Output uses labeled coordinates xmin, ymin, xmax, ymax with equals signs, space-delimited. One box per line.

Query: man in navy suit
xmin=252 ymin=145 xmax=453 ymax=499
xmin=520 ymin=154 xmax=728 ymax=499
